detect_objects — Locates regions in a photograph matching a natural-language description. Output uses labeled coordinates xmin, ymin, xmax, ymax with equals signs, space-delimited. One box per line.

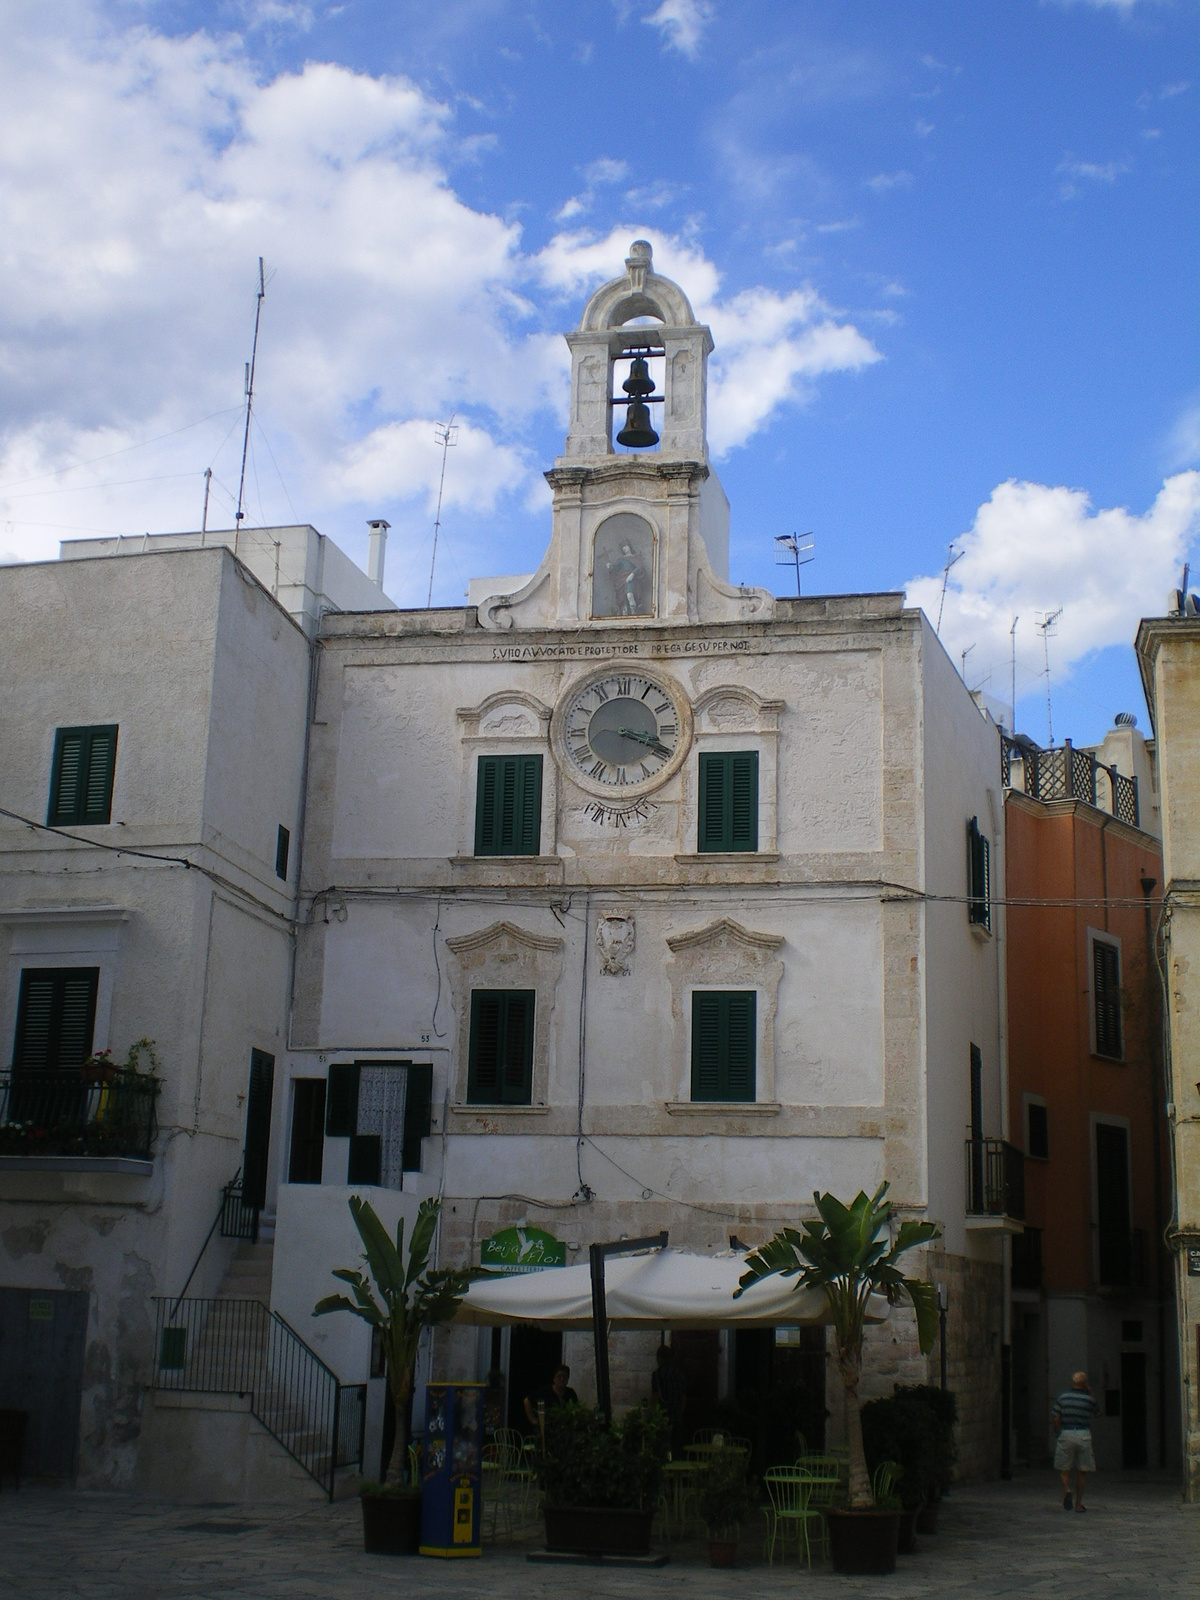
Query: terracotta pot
xmin=544 ymin=1505 xmax=655 ymax=1556
xmin=827 ymin=1508 xmax=900 ymax=1575
xmin=361 ymin=1491 xmax=422 ymax=1555
xmin=915 ymin=1495 xmax=939 ymax=1535
xmin=708 ymin=1537 xmax=738 ymax=1567
xmin=897 ymin=1509 xmax=919 ymax=1553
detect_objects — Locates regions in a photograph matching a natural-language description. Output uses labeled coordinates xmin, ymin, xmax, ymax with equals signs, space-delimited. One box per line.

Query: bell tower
xmin=474 ymin=241 xmax=773 ymax=631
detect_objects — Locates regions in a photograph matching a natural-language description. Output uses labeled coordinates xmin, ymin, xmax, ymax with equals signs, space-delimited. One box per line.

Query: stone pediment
xmin=666 ymin=918 xmax=786 ymax=955
xmin=456 ymin=691 xmax=553 ymax=739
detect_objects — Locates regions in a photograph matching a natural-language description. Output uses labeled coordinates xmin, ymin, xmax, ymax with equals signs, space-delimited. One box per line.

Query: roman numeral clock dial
xmin=555 ymin=670 xmax=690 ymax=797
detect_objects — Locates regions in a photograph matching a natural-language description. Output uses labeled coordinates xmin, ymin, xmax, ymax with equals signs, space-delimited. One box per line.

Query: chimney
xmin=366 ymin=519 xmax=390 ymax=588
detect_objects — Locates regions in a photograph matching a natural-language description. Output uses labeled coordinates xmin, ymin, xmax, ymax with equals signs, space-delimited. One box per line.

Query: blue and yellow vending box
xmin=419 ymin=1382 xmax=485 ymax=1557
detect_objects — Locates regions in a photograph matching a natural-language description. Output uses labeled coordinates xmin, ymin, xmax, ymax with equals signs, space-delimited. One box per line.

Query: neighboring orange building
xmin=1003 ymin=717 xmax=1176 ymax=1472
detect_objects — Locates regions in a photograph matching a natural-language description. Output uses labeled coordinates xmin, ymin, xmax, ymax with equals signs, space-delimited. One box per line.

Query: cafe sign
xmin=480 ymin=1226 xmax=566 ymax=1275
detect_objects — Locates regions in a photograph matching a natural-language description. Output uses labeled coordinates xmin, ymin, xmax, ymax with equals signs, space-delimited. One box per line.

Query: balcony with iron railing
xmin=1002 ymin=736 xmax=1139 ymax=828
xmin=0 ymin=1070 xmax=159 ymax=1172
xmin=965 ymin=1137 xmax=1025 ymax=1226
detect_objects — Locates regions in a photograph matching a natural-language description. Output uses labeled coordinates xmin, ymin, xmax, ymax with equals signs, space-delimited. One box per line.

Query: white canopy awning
xmin=455 ymin=1249 xmax=889 ymax=1331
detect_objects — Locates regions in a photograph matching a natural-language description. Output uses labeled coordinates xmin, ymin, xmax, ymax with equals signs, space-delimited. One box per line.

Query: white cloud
xmin=1048 ymin=0 xmax=1141 ymax=12
xmin=865 ymin=170 xmax=914 ymax=194
xmin=642 ymin=0 xmax=715 ymax=59
xmin=905 ymin=473 xmax=1200 ymax=698
xmin=1056 ymin=154 xmax=1131 ymax=199
xmin=535 ymin=226 xmax=881 ymax=455
xmin=555 ymin=156 xmax=628 ymax=221
xmin=1167 ymin=400 xmax=1200 ymax=470
xmin=0 ymin=5 xmax=881 ymax=587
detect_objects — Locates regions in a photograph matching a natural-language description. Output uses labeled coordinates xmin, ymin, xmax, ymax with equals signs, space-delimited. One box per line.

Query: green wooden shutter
xmin=729 ymin=753 xmax=758 ymax=851
xmin=691 ymin=992 xmax=723 ymax=1099
xmin=58 ymin=972 xmax=100 ymax=1068
xmin=49 ymin=732 xmax=85 ymax=824
xmin=13 ymin=968 xmax=98 ymax=1074
xmin=699 ymin=754 xmax=726 ymax=852
xmin=241 ymin=1050 xmax=275 ymax=1210
xmin=13 ymin=972 xmax=58 ymax=1072
xmin=402 ymin=1063 xmax=433 ymax=1171
xmin=325 ymin=1062 xmax=360 ymax=1136
xmin=502 ymin=992 xmax=535 ymax=1103
xmin=1094 ymin=941 xmax=1122 ymax=1057
xmin=468 ymin=991 xmax=502 ymax=1100
xmin=725 ymin=991 xmax=756 ymax=1100
xmin=475 ymin=755 xmax=542 ymax=856
xmin=967 ymin=817 xmax=990 ymax=929
xmin=49 ymin=726 xmax=117 ymax=825
xmin=82 ymin=728 xmax=117 ymax=823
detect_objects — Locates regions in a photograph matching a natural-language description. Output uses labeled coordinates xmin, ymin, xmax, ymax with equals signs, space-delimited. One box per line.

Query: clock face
xmin=559 ymin=671 xmax=688 ymax=792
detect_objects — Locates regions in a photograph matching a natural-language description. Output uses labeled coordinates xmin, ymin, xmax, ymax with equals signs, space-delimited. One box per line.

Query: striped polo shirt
xmin=1052 ymin=1388 xmax=1098 ymax=1431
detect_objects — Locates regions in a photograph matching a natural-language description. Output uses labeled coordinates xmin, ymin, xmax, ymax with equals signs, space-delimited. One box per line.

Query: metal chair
xmin=797 ymin=1463 xmax=841 ymax=1559
xmin=763 ymin=1469 xmax=823 ymax=1567
xmin=873 ymin=1460 xmax=902 ymax=1504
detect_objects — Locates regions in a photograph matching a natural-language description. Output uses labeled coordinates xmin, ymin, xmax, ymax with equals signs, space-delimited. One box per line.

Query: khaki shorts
xmin=1054 ymin=1429 xmax=1096 ymax=1472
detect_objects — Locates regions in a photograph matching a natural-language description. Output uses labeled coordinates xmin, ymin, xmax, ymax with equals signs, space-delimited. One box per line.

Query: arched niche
xmin=591 ymin=513 xmax=656 ymax=619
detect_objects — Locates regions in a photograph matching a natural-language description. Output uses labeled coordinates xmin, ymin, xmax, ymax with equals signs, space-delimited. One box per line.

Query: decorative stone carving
xmin=596 ymin=915 xmax=636 ymax=977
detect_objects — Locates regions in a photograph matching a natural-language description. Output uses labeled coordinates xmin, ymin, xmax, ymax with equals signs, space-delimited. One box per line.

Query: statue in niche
xmin=592 ymin=513 xmax=654 ymax=618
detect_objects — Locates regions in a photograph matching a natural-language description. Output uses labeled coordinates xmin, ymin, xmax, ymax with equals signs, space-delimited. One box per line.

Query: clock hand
xmin=617 ymin=727 xmax=671 ymax=758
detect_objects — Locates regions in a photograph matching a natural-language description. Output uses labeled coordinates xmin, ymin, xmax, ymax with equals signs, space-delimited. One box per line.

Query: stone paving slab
xmin=0 ymin=1474 xmax=1196 ymax=1600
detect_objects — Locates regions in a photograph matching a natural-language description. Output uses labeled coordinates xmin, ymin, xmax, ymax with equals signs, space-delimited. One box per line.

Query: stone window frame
xmin=664 ymin=917 xmax=784 ymax=1110
xmin=677 ymin=686 xmax=782 ymax=857
xmin=455 ymin=692 xmax=557 ymax=860
xmin=445 ymin=921 xmax=565 ymax=1114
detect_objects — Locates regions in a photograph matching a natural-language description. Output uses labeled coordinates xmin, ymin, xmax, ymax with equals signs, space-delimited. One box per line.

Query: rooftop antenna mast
xmin=1036 ymin=607 xmax=1064 ymax=746
xmin=935 ymin=543 xmax=964 ymax=637
xmin=427 ymin=415 xmax=458 ymax=607
xmin=774 ymin=532 xmax=815 ymax=596
xmin=960 ymin=643 xmax=976 ymax=685
xmin=1009 ymin=614 xmax=1019 ymax=734
xmin=235 ymin=257 xmax=267 ymax=554
xmin=200 ymin=468 xmax=212 ymax=543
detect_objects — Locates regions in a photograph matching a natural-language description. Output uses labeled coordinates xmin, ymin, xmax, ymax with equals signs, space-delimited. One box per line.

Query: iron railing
xmin=220 ymin=1180 xmax=260 ymax=1243
xmin=1011 ymin=1224 xmax=1043 ymax=1290
xmin=153 ymin=1297 xmax=365 ymax=1499
xmin=1096 ymin=1226 xmax=1147 ymax=1290
xmin=0 ymin=1071 xmax=158 ymax=1160
xmin=1002 ymin=737 xmax=1139 ymax=828
xmin=966 ymin=1137 xmax=1025 ymax=1220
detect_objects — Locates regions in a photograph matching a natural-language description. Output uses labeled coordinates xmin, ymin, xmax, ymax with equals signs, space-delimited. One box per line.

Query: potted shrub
xmin=696 ymin=1445 xmax=758 ymax=1567
xmin=315 ymin=1196 xmax=472 ymax=1555
xmin=538 ymin=1402 xmax=669 ymax=1557
xmin=892 ymin=1384 xmax=957 ymax=1530
xmin=735 ymin=1183 xmax=939 ymax=1575
xmin=862 ymin=1394 xmax=937 ymax=1553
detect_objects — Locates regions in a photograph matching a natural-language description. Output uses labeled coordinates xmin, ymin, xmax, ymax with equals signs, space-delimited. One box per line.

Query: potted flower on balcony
xmin=539 ymin=1401 xmax=669 ymax=1557
xmin=315 ymin=1196 xmax=473 ymax=1555
xmin=696 ymin=1445 xmax=759 ymax=1567
xmin=734 ymin=1183 xmax=940 ymax=1575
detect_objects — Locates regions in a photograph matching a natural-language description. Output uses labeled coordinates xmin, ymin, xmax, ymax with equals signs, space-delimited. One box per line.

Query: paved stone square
xmin=0 ymin=1474 xmax=1196 ymax=1600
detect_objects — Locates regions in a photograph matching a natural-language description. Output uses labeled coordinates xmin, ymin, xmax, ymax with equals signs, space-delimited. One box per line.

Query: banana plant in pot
xmin=314 ymin=1195 xmax=473 ymax=1555
xmin=734 ymin=1183 xmax=940 ymax=1575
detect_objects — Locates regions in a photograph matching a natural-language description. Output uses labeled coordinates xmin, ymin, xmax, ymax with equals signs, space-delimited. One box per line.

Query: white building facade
xmin=279 ymin=244 xmax=1014 ymax=1478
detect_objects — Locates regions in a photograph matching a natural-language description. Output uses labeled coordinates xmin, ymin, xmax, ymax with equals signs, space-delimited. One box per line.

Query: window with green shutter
xmin=967 ymin=816 xmax=991 ymax=931
xmin=48 ymin=725 xmax=118 ymax=826
xmin=690 ymin=990 xmax=756 ymax=1102
xmin=12 ymin=967 xmax=100 ymax=1075
xmin=1093 ymin=939 xmax=1122 ymax=1059
xmin=698 ymin=752 xmax=758 ymax=852
xmin=474 ymin=755 xmax=543 ymax=856
xmin=467 ymin=990 xmax=535 ymax=1104
xmin=323 ymin=1060 xmax=434 ymax=1173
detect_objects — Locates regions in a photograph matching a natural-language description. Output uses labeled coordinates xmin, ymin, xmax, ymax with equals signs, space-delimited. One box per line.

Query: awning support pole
xmin=588 ymin=1233 xmax=668 ymax=1424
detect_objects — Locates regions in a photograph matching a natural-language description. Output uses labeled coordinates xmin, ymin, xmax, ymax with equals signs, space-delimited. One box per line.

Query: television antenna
xmin=427 ymin=416 xmax=459 ymax=608
xmin=960 ymin=643 xmax=976 ymax=684
xmin=774 ymin=532 xmax=815 ymax=597
xmin=1009 ymin=615 xmax=1019 ymax=735
xmin=235 ymin=257 xmax=270 ymax=552
xmin=1036 ymin=608 xmax=1064 ymax=746
xmin=935 ymin=543 xmax=964 ymax=636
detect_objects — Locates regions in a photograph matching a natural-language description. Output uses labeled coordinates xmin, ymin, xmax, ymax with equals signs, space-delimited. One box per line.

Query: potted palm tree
xmin=315 ymin=1196 xmax=472 ymax=1555
xmin=734 ymin=1183 xmax=939 ymax=1575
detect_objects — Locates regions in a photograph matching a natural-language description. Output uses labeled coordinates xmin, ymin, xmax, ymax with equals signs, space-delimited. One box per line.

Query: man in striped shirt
xmin=1052 ymin=1371 xmax=1099 ymax=1511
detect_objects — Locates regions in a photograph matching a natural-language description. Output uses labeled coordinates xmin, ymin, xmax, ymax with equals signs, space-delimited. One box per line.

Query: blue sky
xmin=1 ymin=0 xmax=1196 ymax=742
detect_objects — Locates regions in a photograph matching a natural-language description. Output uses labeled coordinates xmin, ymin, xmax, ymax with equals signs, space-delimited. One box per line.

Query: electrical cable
xmin=0 ymin=408 xmax=244 ymax=494
xmin=575 ymin=890 xmax=593 ymax=1202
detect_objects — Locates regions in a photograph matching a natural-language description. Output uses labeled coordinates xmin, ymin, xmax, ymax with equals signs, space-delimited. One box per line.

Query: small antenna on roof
xmin=235 ymin=257 xmax=268 ymax=553
xmin=774 ymin=532 xmax=814 ymax=597
xmin=1036 ymin=608 xmax=1064 ymax=746
xmin=427 ymin=416 xmax=458 ymax=607
xmin=935 ymin=543 xmax=964 ymax=636
xmin=1009 ymin=614 xmax=1019 ymax=735
xmin=200 ymin=468 xmax=212 ymax=543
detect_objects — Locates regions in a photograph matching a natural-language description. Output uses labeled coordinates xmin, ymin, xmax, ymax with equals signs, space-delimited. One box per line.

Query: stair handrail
xmin=169 ymin=1169 xmax=242 ymax=1320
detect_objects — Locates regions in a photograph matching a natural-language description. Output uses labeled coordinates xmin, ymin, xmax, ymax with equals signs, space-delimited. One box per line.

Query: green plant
xmin=696 ymin=1447 xmax=759 ymax=1537
xmin=314 ymin=1196 xmax=473 ymax=1485
xmin=893 ymin=1384 xmax=958 ymax=1491
xmin=357 ymin=1479 xmax=420 ymax=1499
xmin=734 ymin=1183 xmax=940 ymax=1509
xmin=539 ymin=1402 xmax=669 ymax=1510
xmin=861 ymin=1395 xmax=938 ymax=1511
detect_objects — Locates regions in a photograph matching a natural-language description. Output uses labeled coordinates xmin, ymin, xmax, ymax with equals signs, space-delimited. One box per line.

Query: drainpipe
xmin=1142 ymin=872 xmax=1168 ymax=1468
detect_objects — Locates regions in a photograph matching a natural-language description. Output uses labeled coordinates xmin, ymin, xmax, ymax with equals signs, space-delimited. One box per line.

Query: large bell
xmin=615 ymin=356 xmax=660 ymax=448
xmin=616 ymin=401 xmax=659 ymax=449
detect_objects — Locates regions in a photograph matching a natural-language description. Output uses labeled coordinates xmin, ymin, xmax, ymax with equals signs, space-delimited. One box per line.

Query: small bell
xmin=615 ymin=355 xmax=660 ymax=448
